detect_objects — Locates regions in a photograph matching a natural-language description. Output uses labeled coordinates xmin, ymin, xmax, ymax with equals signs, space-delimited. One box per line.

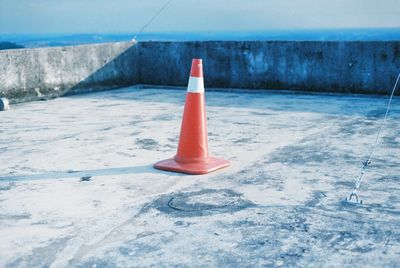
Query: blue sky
xmin=0 ymin=0 xmax=399 ymax=34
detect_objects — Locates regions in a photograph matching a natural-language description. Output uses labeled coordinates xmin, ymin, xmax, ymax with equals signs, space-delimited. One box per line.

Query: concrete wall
xmin=139 ymin=41 xmax=400 ymax=95
xmin=0 ymin=41 xmax=138 ymax=102
xmin=1 ymin=40 xmax=399 ymax=103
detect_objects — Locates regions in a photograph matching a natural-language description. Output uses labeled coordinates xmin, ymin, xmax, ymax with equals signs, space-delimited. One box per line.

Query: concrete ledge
xmin=1 ymin=40 xmax=399 ymax=103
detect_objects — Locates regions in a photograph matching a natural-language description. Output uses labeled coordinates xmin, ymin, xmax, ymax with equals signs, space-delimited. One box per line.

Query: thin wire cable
xmin=368 ymin=72 xmax=400 ymax=161
xmin=348 ymin=72 xmax=400 ymax=202
xmin=134 ymin=0 xmax=174 ymax=40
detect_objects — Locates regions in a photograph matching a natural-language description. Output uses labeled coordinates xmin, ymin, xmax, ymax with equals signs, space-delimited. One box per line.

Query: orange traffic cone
xmin=154 ymin=58 xmax=230 ymax=175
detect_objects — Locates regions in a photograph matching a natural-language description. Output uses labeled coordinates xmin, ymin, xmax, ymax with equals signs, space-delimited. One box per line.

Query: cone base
xmin=154 ymin=157 xmax=229 ymax=175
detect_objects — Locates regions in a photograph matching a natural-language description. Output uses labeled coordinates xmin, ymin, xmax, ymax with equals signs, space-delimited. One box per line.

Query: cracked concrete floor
xmin=0 ymin=86 xmax=399 ymax=267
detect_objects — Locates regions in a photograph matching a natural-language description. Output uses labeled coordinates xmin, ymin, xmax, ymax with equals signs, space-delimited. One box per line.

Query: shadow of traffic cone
xmin=154 ymin=58 xmax=230 ymax=175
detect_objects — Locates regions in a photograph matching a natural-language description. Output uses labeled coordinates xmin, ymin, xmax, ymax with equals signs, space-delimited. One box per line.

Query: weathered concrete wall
xmin=138 ymin=41 xmax=400 ymax=95
xmin=0 ymin=41 xmax=138 ymax=102
xmin=1 ymin=41 xmax=399 ymax=103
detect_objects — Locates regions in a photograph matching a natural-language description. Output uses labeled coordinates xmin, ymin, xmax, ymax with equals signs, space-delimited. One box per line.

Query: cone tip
xmin=190 ymin=58 xmax=203 ymax=78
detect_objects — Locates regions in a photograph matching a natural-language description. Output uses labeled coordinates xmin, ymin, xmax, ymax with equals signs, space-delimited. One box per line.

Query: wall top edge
xmin=0 ymin=41 xmax=137 ymax=53
xmin=136 ymin=40 xmax=400 ymax=43
xmin=1 ymin=39 xmax=398 ymax=54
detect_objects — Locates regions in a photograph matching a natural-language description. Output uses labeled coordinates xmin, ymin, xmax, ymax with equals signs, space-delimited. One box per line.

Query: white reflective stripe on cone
xmin=187 ymin=76 xmax=205 ymax=93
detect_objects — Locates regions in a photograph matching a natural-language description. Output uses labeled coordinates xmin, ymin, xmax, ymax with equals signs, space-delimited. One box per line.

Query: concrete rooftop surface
xmin=0 ymin=86 xmax=400 ymax=267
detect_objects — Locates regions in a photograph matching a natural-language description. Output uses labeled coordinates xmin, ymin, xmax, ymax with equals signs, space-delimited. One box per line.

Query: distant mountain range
xmin=1 ymin=28 xmax=399 ymax=49
xmin=0 ymin=41 xmax=25 ymax=50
